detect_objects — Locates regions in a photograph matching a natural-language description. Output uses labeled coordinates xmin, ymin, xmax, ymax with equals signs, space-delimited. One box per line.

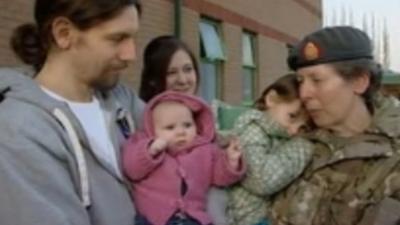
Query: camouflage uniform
xmin=270 ymin=96 xmax=400 ymax=225
xmin=226 ymin=109 xmax=313 ymax=225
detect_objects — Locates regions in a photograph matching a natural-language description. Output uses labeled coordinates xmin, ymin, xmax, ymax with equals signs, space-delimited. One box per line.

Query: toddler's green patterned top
xmin=227 ymin=109 xmax=313 ymax=225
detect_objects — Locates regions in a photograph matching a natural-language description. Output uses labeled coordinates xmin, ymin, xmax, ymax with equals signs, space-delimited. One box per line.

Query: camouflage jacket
xmin=226 ymin=110 xmax=313 ymax=225
xmin=269 ymin=96 xmax=400 ymax=225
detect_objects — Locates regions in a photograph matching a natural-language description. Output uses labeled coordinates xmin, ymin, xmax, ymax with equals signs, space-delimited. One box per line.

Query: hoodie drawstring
xmin=53 ymin=108 xmax=91 ymax=207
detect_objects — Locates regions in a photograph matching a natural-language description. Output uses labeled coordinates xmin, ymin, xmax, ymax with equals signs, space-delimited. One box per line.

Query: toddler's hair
xmin=254 ymin=73 xmax=300 ymax=111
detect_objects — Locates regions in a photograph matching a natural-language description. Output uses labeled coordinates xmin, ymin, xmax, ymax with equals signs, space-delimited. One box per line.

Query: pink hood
xmin=143 ymin=91 xmax=216 ymax=142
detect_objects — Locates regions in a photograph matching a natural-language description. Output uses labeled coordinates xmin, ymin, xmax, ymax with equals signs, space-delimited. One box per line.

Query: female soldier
xmin=270 ymin=26 xmax=400 ymax=225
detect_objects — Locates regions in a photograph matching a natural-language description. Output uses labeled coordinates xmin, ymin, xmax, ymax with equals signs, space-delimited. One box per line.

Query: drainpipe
xmin=174 ymin=0 xmax=182 ymax=38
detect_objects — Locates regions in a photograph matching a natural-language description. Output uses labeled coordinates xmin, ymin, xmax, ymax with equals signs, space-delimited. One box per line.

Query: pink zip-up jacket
xmin=123 ymin=91 xmax=245 ymax=225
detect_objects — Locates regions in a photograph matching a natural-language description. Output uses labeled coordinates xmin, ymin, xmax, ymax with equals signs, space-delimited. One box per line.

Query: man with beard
xmin=0 ymin=1 xmax=144 ymax=225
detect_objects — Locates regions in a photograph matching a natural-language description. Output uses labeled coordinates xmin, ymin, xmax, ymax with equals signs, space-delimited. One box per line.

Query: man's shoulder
xmin=0 ymin=100 xmax=71 ymax=163
xmin=0 ymin=98 xmax=62 ymax=136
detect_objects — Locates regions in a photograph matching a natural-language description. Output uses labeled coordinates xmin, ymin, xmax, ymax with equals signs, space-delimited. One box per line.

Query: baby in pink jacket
xmin=123 ymin=91 xmax=245 ymax=225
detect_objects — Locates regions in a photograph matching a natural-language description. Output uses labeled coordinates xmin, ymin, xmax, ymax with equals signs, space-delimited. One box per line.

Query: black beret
xmin=287 ymin=26 xmax=374 ymax=70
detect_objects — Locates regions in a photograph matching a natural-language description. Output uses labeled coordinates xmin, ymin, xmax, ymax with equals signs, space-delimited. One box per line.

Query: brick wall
xmin=121 ymin=0 xmax=175 ymax=90
xmin=0 ymin=0 xmax=322 ymax=104
xmin=382 ymin=85 xmax=400 ymax=98
xmin=0 ymin=0 xmax=33 ymax=67
xmin=204 ymin=0 xmax=321 ymax=39
xmin=174 ymin=0 xmax=322 ymax=103
xmin=221 ymin=23 xmax=242 ymax=102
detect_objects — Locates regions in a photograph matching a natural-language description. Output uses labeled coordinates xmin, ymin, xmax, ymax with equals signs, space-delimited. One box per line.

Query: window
xmin=242 ymin=31 xmax=257 ymax=105
xmin=199 ymin=18 xmax=225 ymax=103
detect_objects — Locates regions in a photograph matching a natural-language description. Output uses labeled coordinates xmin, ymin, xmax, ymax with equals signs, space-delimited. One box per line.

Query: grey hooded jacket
xmin=0 ymin=68 xmax=145 ymax=225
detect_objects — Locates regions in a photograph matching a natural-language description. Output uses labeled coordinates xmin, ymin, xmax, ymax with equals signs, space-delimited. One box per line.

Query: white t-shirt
xmin=42 ymin=88 xmax=120 ymax=175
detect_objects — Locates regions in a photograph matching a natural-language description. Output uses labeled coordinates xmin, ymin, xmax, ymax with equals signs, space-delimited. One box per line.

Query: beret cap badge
xmin=288 ymin=26 xmax=374 ymax=70
xmin=303 ymin=41 xmax=320 ymax=61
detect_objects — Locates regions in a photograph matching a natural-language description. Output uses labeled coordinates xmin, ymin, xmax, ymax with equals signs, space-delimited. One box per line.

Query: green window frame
xmin=242 ymin=31 xmax=257 ymax=105
xmin=199 ymin=18 xmax=225 ymax=103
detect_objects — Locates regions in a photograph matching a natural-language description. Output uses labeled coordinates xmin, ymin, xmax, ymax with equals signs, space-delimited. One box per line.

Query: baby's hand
xmin=149 ymin=138 xmax=168 ymax=156
xmin=226 ymin=138 xmax=242 ymax=170
xmin=216 ymin=132 xmax=232 ymax=149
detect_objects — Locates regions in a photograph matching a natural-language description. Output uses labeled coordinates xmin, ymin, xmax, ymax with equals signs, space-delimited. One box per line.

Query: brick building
xmin=0 ymin=0 xmax=322 ymax=104
xmin=382 ymin=71 xmax=400 ymax=99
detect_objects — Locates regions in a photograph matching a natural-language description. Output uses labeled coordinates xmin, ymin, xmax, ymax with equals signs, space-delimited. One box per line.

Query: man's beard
xmin=92 ymin=75 xmax=119 ymax=92
xmin=92 ymin=64 xmax=127 ymax=92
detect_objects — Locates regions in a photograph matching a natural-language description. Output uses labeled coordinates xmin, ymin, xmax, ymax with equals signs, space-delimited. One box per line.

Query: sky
xmin=323 ymin=0 xmax=400 ymax=72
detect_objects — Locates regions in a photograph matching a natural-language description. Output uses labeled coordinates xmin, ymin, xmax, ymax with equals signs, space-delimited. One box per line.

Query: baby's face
xmin=153 ymin=102 xmax=197 ymax=149
xmin=268 ymin=99 xmax=309 ymax=136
